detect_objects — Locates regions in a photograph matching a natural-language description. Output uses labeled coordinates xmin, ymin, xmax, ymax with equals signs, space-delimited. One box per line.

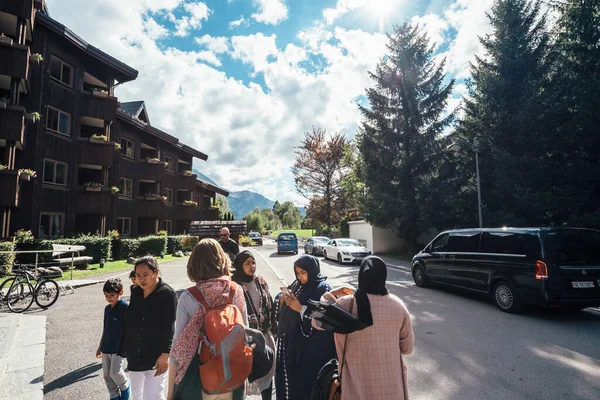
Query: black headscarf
xmin=278 ymin=254 xmax=326 ymax=336
xmin=231 ymin=250 xmax=255 ymax=283
xmin=354 ymin=256 xmax=389 ymax=329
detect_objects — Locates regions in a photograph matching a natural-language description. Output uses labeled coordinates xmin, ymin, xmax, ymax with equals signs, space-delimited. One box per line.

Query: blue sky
xmin=46 ymin=0 xmax=509 ymax=205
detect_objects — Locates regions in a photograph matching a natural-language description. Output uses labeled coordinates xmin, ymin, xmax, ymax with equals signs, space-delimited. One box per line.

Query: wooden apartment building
xmin=0 ymin=1 xmax=228 ymax=238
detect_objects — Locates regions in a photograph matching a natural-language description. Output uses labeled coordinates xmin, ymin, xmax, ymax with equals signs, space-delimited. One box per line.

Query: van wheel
xmin=493 ymin=281 xmax=523 ymax=313
xmin=413 ymin=266 xmax=429 ymax=288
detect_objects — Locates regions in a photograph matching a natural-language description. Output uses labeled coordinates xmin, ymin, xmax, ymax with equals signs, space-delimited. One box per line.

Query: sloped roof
xmin=119 ymin=101 xmax=144 ymax=118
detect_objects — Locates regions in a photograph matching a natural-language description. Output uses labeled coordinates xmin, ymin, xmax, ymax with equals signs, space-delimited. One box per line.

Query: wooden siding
xmin=136 ymin=198 xmax=165 ymax=218
xmin=0 ymin=106 xmax=26 ymax=145
xmin=79 ymin=92 xmax=118 ymax=121
xmin=78 ymin=139 xmax=116 ymax=166
xmin=139 ymin=161 xmax=165 ymax=182
xmin=75 ymin=189 xmax=114 ymax=214
xmin=0 ymin=171 xmax=20 ymax=207
xmin=0 ymin=0 xmax=35 ymax=23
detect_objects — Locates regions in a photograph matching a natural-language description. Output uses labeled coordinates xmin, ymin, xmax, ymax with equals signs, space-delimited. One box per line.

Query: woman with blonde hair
xmin=167 ymin=239 xmax=248 ymax=400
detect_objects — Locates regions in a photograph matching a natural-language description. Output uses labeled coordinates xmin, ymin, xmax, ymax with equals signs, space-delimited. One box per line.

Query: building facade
xmin=0 ymin=1 xmax=227 ymax=238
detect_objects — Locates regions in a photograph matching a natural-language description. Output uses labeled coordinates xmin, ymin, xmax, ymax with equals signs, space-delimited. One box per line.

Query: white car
xmin=323 ymin=239 xmax=371 ymax=264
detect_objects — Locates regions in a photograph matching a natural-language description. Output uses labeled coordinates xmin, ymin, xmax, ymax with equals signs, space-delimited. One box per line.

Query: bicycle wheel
xmin=0 ymin=278 xmax=16 ymax=307
xmin=35 ymin=279 xmax=60 ymax=308
xmin=7 ymin=281 xmax=34 ymax=313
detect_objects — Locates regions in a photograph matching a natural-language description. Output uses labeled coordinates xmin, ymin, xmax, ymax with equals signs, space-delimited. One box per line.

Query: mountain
xmin=193 ymin=169 xmax=306 ymax=219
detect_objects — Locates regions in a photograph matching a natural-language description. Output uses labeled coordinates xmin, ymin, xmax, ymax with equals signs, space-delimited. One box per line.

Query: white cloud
xmin=229 ymin=15 xmax=248 ymax=29
xmin=195 ymin=34 xmax=230 ymax=54
xmin=410 ymin=14 xmax=449 ymax=50
xmin=251 ymin=0 xmax=288 ymax=25
xmin=322 ymin=0 xmax=404 ymax=25
xmin=143 ymin=17 xmax=169 ymax=40
xmin=173 ymin=1 xmax=211 ymax=37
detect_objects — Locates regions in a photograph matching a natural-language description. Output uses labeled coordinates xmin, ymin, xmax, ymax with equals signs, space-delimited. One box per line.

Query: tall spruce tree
xmin=456 ymin=0 xmax=554 ymax=226
xmin=549 ymin=0 xmax=600 ymax=226
xmin=357 ymin=23 xmax=454 ymax=253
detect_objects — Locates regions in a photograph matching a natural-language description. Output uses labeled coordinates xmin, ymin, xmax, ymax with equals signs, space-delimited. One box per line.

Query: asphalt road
xmin=252 ymin=239 xmax=600 ymax=400
xmin=37 ymin=241 xmax=600 ymax=399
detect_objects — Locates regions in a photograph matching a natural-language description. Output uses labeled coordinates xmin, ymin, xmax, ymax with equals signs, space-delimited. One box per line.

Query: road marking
xmin=250 ymin=248 xmax=288 ymax=285
xmin=388 ymin=280 xmax=416 ymax=288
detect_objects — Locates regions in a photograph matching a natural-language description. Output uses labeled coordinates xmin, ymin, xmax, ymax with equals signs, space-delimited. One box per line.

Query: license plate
xmin=572 ymin=281 xmax=595 ymax=288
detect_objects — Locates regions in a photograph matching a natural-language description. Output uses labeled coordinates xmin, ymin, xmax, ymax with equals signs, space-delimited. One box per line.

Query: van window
xmin=431 ymin=234 xmax=449 ymax=252
xmin=447 ymin=232 xmax=480 ymax=253
xmin=544 ymin=230 xmax=600 ymax=266
xmin=481 ymin=232 xmax=541 ymax=258
xmin=278 ymin=234 xmax=297 ymax=241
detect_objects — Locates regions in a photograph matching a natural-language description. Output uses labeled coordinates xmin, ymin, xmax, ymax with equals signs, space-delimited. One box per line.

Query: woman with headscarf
xmin=275 ymin=254 xmax=336 ymax=400
xmin=231 ymin=251 xmax=277 ymax=400
xmin=313 ymin=256 xmax=414 ymax=400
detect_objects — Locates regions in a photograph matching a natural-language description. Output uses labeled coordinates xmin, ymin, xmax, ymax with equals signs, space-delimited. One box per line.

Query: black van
xmin=411 ymin=228 xmax=600 ymax=313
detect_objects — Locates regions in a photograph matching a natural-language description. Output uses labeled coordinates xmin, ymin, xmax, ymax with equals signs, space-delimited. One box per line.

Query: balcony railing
xmin=139 ymin=160 xmax=165 ymax=182
xmin=0 ymin=106 xmax=25 ymax=145
xmin=75 ymin=188 xmax=114 ymax=214
xmin=0 ymin=42 xmax=29 ymax=80
xmin=172 ymin=173 xmax=196 ymax=191
xmin=0 ymin=0 xmax=35 ymax=23
xmin=176 ymin=203 xmax=198 ymax=220
xmin=0 ymin=170 xmax=20 ymax=207
xmin=197 ymin=208 xmax=219 ymax=221
xmin=78 ymin=138 xmax=117 ymax=166
xmin=136 ymin=197 xmax=165 ymax=218
xmin=79 ymin=91 xmax=118 ymax=121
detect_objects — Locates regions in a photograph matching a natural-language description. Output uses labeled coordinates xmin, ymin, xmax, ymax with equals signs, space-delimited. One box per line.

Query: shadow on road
xmin=268 ymin=252 xmax=297 ymax=258
xmin=44 ymin=362 xmax=102 ymax=394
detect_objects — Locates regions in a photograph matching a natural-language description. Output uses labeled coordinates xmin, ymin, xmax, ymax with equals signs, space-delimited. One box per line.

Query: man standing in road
xmin=219 ymin=227 xmax=240 ymax=259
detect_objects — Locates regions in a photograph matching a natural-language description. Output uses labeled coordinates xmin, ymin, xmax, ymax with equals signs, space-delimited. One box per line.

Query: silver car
xmin=304 ymin=236 xmax=330 ymax=256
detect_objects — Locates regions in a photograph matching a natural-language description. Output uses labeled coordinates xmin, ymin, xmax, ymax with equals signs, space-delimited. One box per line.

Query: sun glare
xmin=366 ymin=0 xmax=397 ymax=31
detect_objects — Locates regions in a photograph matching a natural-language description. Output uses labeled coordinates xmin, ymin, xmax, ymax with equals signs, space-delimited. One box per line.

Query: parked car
xmin=323 ymin=239 xmax=371 ymax=264
xmin=248 ymin=231 xmax=263 ymax=246
xmin=277 ymin=232 xmax=298 ymax=255
xmin=304 ymin=236 xmax=330 ymax=255
xmin=411 ymin=228 xmax=600 ymax=313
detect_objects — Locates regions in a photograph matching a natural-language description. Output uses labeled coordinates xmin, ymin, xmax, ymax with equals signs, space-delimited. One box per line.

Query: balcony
xmin=78 ymin=139 xmax=116 ymax=166
xmin=139 ymin=161 xmax=165 ymax=182
xmin=0 ymin=42 xmax=29 ymax=80
xmin=137 ymin=197 xmax=165 ymax=218
xmin=0 ymin=105 xmax=25 ymax=145
xmin=75 ymin=188 xmax=114 ymax=214
xmin=79 ymin=91 xmax=118 ymax=122
xmin=0 ymin=170 xmax=19 ymax=207
xmin=176 ymin=203 xmax=197 ymax=220
xmin=172 ymin=173 xmax=196 ymax=191
xmin=0 ymin=0 xmax=35 ymax=23
xmin=197 ymin=208 xmax=219 ymax=221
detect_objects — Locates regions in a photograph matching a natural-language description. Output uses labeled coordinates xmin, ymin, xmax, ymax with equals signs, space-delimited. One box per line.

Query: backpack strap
xmin=228 ymin=281 xmax=237 ymax=305
xmin=187 ymin=285 xmax=211 ymax=311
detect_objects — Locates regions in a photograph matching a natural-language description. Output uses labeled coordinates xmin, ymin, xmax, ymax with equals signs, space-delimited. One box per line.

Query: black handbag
xmin=308 ymin=297 xmax=361 ymax=334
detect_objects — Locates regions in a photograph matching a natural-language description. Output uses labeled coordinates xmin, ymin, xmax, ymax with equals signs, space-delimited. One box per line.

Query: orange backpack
xmin=187 ymin=283 xmax=253 ymax=394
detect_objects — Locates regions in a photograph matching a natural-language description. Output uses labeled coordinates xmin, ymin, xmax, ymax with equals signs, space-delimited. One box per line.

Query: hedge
xmin=0 ymin=241 xmax=15 ymax=275
xmin=137 ymin=236 xmax=167 ymax=258
xmin=167 ymin=235 xmax=185 ymax=254
xmin=113 ymin=238 xmax=139 ymax=261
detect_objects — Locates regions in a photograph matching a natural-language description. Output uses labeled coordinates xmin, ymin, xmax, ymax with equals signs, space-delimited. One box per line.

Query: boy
xmin=129 ymin=269 xmax=137 ymax=291
xmin=96 ymin=278 xmax=131 ymax=400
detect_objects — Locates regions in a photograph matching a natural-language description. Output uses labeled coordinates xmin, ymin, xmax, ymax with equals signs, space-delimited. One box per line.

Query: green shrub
xmin=167 ymin=235 xmax=185 ymax=254
xmin=181 ymin=235 xmax=200 ymax=251
xmin=0 ymin=241 xmax=15 ymax=275
xmin=238 ymin=235 xmax=255 ymax=247
xmin=113 ymin=238 xmax=140 ymax=260
xmin=137 ymin=236 xmax=167 ymax=257
xmin=15 ymin=235 xmax=110 ymax=265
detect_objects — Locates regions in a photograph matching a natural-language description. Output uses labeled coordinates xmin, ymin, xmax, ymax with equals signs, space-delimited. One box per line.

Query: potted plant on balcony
xmin=0 ymin=164 xmax=7 ymax=171
xmin=183 ymin=200 xmax=198 ymax=207
xmin=0 ymin=96 xmax=8 ymax=110
xmin=84 ymin=182 xmax=103 ymax=192
xmin=146 ymin=157 xmax=162 ymax=165
xmin=92 ymin=87 xmax=109 ymax=98
xmin=18 ymin=169 xmax=36 ymax=181
xmin=110 ymin=186 xmax=120 ymax=194
xmin=0 ymin=33 xmax=13 ymax=46
xmin=114 ymin=143 xmax=121 ymax=151
xmin=90 ymin=134 xmax=108 ymax=144
xmin=25 ymin=112 xmax=41 ymax=122
xmin=29 ymin=53 xmax=44 ymax=65
xmin=145 ymin=193 xmax=166 ymax=201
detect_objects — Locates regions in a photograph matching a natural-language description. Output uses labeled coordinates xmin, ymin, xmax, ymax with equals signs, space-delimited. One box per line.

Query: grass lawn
xmin=0 ymin=255 xmax=186 ymax=285
xmin=270 ymin=229 xmax=316 ymax=239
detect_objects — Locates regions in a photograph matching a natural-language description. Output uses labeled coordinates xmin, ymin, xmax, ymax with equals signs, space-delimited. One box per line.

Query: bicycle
xmin=2 ymin=263 xmax=60 ymax=313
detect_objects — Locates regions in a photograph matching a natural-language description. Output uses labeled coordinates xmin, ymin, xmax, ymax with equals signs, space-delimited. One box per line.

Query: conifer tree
xmin=357 ymin=23 xmax=454 ymax=253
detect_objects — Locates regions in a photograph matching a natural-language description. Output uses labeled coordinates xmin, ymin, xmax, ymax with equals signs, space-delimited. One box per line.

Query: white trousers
xmin=129 ymin=369 xmax=168 ymax=400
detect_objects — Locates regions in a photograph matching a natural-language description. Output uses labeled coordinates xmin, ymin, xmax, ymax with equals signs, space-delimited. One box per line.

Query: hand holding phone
xmin=280 ymin=287 xmax=292 ymax=297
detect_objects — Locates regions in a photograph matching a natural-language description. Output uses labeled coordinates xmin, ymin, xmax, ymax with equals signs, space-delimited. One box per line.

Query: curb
xmin=250 ymin=248 xmax=288 ymax=286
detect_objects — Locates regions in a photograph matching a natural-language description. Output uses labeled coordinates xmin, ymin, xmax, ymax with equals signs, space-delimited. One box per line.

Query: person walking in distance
xmin=232 ymin=250 xmax=277 ymax=400
xmin=96 ymin=278 xmax=131 ymax=400
xmin=219 ymin=227 xmax=240 ymax=259
xmin=314 ymin=256 xmax=414 ymax=400
xmin=126 ymin=256 xmax=178 ymax=400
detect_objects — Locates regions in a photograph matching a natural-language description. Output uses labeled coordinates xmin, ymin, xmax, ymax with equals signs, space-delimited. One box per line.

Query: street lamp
xmin=448 ymin=138 xmax=483 ymax=228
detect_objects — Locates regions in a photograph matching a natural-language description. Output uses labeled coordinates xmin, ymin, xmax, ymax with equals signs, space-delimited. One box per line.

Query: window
xmin=165 ymin=156 xmax=175 ymax=172
xmin=119 ymin=177 xmax=133 ymax=197
xmin=447 ymin=232 xmax=480 ymax=253
xmin=46 ymin=106 xmax=70 ymax=135
xmin=165 ymin=188 xmax=173 ymax=203
xmin=39 ymin=213 xmax=64 ymax=238
xmin=544 ymin=230 xmax=600 ymax=266
xmin=43 ymin=159 xmax=68 ymax=186
xmin=50 ymin=56 xmax=73 ymax=87
xmin=118 ymin=218 xmax=131 ymax=236
xmin=431 ymin=234 xmax=449 ymax=253
xmin=163 ymin=220 xmax=172 ymax=234
xmin=481 ymin=232 xmax=541 ymax=257
xmin=121 ymin=138 xmax=134 ymax=158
